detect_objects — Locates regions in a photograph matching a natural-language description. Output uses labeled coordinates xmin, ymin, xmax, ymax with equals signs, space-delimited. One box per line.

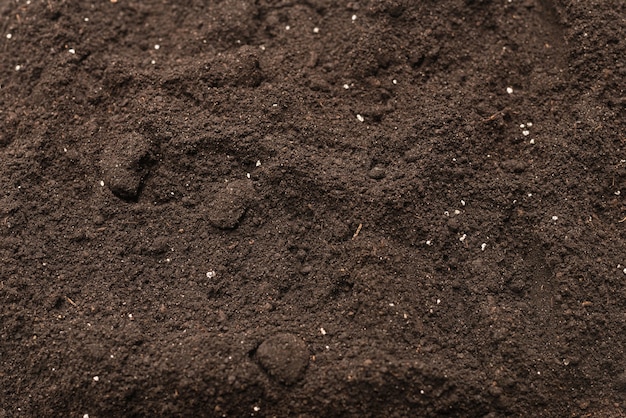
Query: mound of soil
xmin=1 ymin=0 xmax=626 ymax=416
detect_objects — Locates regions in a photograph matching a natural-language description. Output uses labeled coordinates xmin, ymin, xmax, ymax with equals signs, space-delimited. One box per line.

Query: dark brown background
xmin=1 ymin=0 xmax=626 ymax=416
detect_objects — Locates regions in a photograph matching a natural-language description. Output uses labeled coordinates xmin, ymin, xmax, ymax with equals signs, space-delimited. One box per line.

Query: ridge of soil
xmin=1 ymin=0 xmax=626 ymax=416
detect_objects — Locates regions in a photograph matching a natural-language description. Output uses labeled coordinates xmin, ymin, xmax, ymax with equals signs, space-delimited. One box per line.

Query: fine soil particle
xmin=1 ymin=0 xmax=626 ymax=417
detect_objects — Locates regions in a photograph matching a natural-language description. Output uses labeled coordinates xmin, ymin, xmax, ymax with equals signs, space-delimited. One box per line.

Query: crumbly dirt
xmin=1 ymin=0 xmax=626 ymax=416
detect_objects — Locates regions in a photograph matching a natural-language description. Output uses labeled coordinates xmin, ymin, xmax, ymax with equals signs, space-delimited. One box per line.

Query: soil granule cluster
xmin=1 ymin=0 xmax=626 ymax=416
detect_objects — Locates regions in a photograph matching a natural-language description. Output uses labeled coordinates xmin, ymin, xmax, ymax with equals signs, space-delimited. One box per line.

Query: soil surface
xmin=1 ymin=0 xmax=626 ymax=416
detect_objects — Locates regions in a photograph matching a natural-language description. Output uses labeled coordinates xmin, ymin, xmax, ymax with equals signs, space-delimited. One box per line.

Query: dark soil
xmin=1 ymin=0 xmax=626 ymax=416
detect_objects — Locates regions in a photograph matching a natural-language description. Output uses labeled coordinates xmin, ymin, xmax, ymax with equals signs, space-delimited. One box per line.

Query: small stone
xmin=256 ymin=333 xmax=309 ymax=385
xmin=368 ymin=166 xmax=386 ymax=180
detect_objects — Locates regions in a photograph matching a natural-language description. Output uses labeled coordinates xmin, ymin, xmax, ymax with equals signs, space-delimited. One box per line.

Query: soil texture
xmin=1 ymin=0 xmax=626 ymax=416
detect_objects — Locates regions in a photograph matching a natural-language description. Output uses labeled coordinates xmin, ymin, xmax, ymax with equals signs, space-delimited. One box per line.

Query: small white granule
xmin=506 ymin=87 xmax=513 ymax=94
xmin=552 ymin=216 xmax=558 ymax=221
xmin=392 ymin=79 xmax=398 ymax=85
xmin=99 ymin=180 xmax=105 ymax=187
xmin=459 ymin=234 xmax=467 ymax=242
xmin=285 ymin=25 xmax=290 ymax=30
xmin=93 ymin=376 xmax=99 ymax=381
xmin=426 ymin=240 xmax=432 ymax=246
xmin=520 ymin=124 xmax=525 ymax=128
xmin=84 ymin=18 xmax=89 ymax=22
xmin=6 ymin=33 xmax=12 ymax=39
xmin=461 ymin=200 xmax=466 ymax=206
xmin=253 ymin=406 xmax=261 ymax=412
xmin=255 ymin=160 xmax=262 ymax=167
xmin=527 ymin=122 xmax=533 ymax=127
xmin=481 ymin=243 xmax=487 ymax=251
xmin=84 ymin=415 xmax=90 ymax=418
xmin=313 ymin=27 xmax=319 ymax=33
xmin=522 ymin=130 xmax=530 ymax=136
xmin=69 ymin=48 xmax=75 ymax=54
xmin=128 ymin=313 xmax=133 ymax=319
xmin=320 ymin=327 xmax=327 ymax=335
xmin=352 ymin=14 xmax=357 ymax=21
xmin=154 ymin=44 xmax=160 ymax=50
xmin=206 ymin=271 xmax=216 ymax=278
xmin=150 ymin=60 xmax=156 ymax=65
xmin=623 ymin=268 xmax=626 ymax=275
xmin=15 ymin=65 xmax=21 ymax=71
xmin=529 ymin=139 xmax=535 ymax=144
xmin=436 ymin=299 xmax=441 ymax=304
xmin=343 ymin=84 xmax=350 ymax=89
xmin=356 ymin=114 xmax=364 ymax=122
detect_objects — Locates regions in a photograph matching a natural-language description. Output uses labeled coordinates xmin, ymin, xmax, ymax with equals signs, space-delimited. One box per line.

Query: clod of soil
xmin=255 ymin=333 xmax=309 ymax=385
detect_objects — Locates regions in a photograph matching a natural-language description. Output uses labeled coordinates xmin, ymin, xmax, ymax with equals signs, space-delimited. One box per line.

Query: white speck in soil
xmin=527 ymin=122 xmax=533 ymax=127
xmin=356 ymin=114 xmax=364 ymax=122
xmin=206 ymin=271 xmax=216 ymax=279
xmin=320 ymin=327 xmax=327 ymax=335
xmin=481 ymin=243 xmax=487 ymax=251
xmin=256 ymin=160 xmax=262 ymax=167
xmin=6 ymin=33 xmax=12 ymax=39
xmin=253 ymin=406 xmax=260 ymax=412
xmin=99 ymin=180 xmax=105 ymax=187
xmin=352 ymin=14 xmax=357 ymax=21
xmin=392 ymin=79 xmax=398 ymax=85
xmin=506 ymin=87 xmax=513 ymax=94
xmin=313 ymin=27 xmax=319 ymax=33
xmin=529 ymin=139 xmax=535 ymax=144
xmin=68 ymin=48 xmax=75 ymax=54
xmin=154 ymin=44 xmax=160 ymax=50
xmin=15 ymin=65 xmax=21 ymax=71
xmin=552 ymin=216 xmax=558 ymax=221
xmin=93 ymin=376 xmax=99 ymax=381
xmin=461 ymin=200 xmax=466 ymax=206
xmin=522 ymin=130 xmax=530 ymax=136
xmin=343 ymin=84 xmax=350 ymax=89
